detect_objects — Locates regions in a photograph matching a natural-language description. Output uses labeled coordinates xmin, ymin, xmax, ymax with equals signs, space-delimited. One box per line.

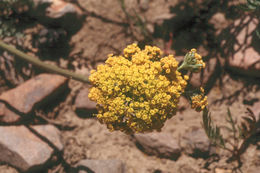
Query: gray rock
xmin=209 ymin=12 xmax=229 ymax=35
xmin=225 ymin=16 xmax=260 ymax=78
xmin=134 ymin=132 xmax=181 ymax=160
xmin=181 ymin=128 xmax=214 ymax=158
xmin=45 ymin=0 xmax=81 ymax=19
xmin=0 ymin=74 xmax=68 ymax=123
xmin=74 ymin=87 xmax=97 ymax=118
xmin=32 ymin=125 xmax=63 ymax=150
xmin=214 ymin=168 xmax=232 ymax=173
xmin=0 ymin=125 xmax=63 ymax=172
xmin=31 ymin=0 xmax=84 ymax=33
xmin=139 ymin=0 xmax=149 ymax=11
xmin=178 ymin=164 xmax=198 ymax=173
xmin=76 ymin=159 xmax=125 ymax=173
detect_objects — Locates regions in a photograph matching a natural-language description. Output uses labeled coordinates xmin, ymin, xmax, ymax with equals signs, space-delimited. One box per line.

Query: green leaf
xmin=202 ymin=108 xmax=225 ymax=148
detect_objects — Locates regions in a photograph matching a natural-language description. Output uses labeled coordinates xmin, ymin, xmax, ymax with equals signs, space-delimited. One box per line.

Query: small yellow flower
xmin=184 ymin=75 xmax=189 ymax=80
xmin=191 ymin=94 xmax=208 ymax=112
xmin=114 ymin=86 xmax=120 ymax=91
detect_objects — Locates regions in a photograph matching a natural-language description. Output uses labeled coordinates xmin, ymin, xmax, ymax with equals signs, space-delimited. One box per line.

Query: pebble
xmin=0 ymin=125 xmax=63 ymax=172
xmin=0 ymin=74 xmax=68 ymax=123
xmin=76 ymin=159 xmax=125 ymax=173
xmin=180 ymin=128 xmax=215 ymax=158
xmin=74 ymin=87 xmax=97 ymax=118
xmin=225 ymin=17 xmax=260 ymax=78
xmin=134 ymin=132 xmax=181 ymax=160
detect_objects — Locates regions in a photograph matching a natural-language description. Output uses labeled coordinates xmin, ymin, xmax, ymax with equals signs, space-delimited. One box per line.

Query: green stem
xmin=177 ymin=62 xmax=187 ymax=71
xmin=0 ymin=40 xmax=90 ymax=84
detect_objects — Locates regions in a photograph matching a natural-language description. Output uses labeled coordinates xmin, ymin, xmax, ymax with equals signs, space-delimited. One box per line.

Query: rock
xmin=74 ymin=87 xmax=97 ymax=118
xmin=225 ymin=16 xmax=260 ymax=78
xmin=76 ymin=159 xmax=125 ymax=173
xmin=251 ymin=101 xmax=260 ymax=119
xmin=0 ymin=165 xmax=18 ymax=173
xmin=139 ymin=0 xmax=149 ymax=11
xmin=0 ymin=74 xmax=68 ymax=123
xmin=32 ymin=125 xmax=63 ymax=150
xmin=143 ymin=0 xmax=178 ymax=26
xmin=178 ymin=164 xmax=198 ymax=173
xmin=209 ymin=12 xmax=229 ymax=35
xmin=180 ymin=128 xmax=214 ymax=158
xmin=45 ymin=0 xmax=82 ymax=18
xmin=31 ymin=0 xmax=84 ymax=33
xmin=214 ymin=168 xmax=232 ymax=173
xmin=134 ymin=132 xmax=181 ymax=160
xmin=0 ymin=125 xmax=63 ymax=172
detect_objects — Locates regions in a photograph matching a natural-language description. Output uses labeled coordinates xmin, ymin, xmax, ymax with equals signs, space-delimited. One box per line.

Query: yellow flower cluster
xmin=191 ymin=48 xmax=205 ymax=71
xmin=178 ymin=48 xmax=206 ymax=72
xmin=88 ymin=43 xmax=189 ymax=133
xmin=191 ymin=87 xmax=208 ymax=112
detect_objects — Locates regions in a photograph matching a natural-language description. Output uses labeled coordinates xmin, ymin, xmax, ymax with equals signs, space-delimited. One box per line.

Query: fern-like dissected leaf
xmin=226 ymin=108 xmax=237 ymax=133
xmin=256 ymin=30 xmax=260 ymax=38
xmin=247 ymin=0 xmax=260 ymax=10
xmin=238 ymin=108 xmax=257 ymax=139
xmin=226 ymin=108 xmax=241 ymax=142
xmin=238 ymin=0 xmax=260 ymax=11
xmin=202 ymin=108 xmax=225 ymax=148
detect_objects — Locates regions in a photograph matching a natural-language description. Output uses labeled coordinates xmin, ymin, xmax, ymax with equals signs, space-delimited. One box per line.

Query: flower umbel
xmin=191 ymin=87 xmax=208 ymax=112
xmin=177 ymin=48 xmax=205 ymax=72
xmin=88 ymin=43 xmax=189 ymax=133
xmin=0 ymin=40 xmax=207 ymax=134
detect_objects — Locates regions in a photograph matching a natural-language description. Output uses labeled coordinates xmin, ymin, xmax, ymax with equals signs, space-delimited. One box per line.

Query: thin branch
xmin=0 ymin=40 xmax=90 ymax=83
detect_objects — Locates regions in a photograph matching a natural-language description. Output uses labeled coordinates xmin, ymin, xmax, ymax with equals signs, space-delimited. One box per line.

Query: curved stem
xmin=0 ymin=40 xmax=90 ymax=84
xmin=177 ymin=62 xmax=187 ymax=71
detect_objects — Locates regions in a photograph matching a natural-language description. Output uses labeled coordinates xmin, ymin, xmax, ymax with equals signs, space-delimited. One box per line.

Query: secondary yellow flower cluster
xmin=191 ymin=87 xmax=208 ymax=112
xmin=191 ymin=48 xmax=205 ymax=71
xmin=88 ymin=43 xmax=189 ymax=133
xmin=178 ymin=48 xmax=206 ymax=72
